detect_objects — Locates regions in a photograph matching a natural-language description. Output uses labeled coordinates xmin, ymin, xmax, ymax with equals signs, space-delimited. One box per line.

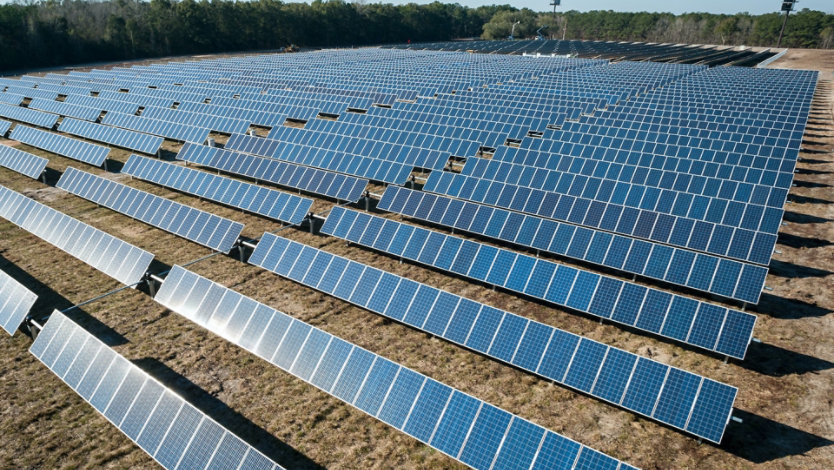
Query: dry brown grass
xmin=0 ymin=49 xmax=833 ymax=470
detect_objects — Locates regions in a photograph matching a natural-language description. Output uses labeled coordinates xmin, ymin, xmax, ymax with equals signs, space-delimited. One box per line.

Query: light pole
xmin=509 ymin=21 xmax=521 ymax=40
xmin=777 ymin=1 xmax=796 ymax=48
xmin=550 ymin=0 xmax=561 ymax=40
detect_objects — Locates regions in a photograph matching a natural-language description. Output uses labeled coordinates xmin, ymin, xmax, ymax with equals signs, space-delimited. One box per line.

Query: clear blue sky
xmin=386 ymin=0 xmax=834 ymax=15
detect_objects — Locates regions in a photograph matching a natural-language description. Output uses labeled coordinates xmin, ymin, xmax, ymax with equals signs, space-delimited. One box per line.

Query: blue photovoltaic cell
xmin=424 ymin=171 xmax=777 ymax=267
xmin=56 ymin=167 xmax=244 ymax=253
xmin=322 ymin=205 xmax=756 ymax=361
xmin=379 ymin=185 xmax=767 ymax=304
xmin=0 ymin=268 xmax=38 ymax=336
xmin=0 ymin=103 xmax=59 ymax=128
xmin=0 ymin=143 xmax=48 ymax=179
xmin=29 ymin=310 xmax=284 ymax=470
xmin=176 ymin=143 xmax=368 ymax=203
xmin=101 ymin=112 xmax=211 ymax=143
xmin=154 ymin=265 xmax=636 ymax=469
xmin=0 ymin=185 xmax=153 ymax=286
xmin=224 ymin=133 xmax=414 ymax=185
xmin=122 ymin=154 xmax=313 ymax=225
xmin=10 ymin=125 xmax=110 ymax=167
xmin=249 ymin=233 xmax=737 ymax=444
xmin=58 ymin=118 xmax=163 ymax=155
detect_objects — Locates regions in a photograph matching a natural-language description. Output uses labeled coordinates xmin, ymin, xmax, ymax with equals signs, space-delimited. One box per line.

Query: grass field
xmin=1 ymin=48 xmax=833 ymax=470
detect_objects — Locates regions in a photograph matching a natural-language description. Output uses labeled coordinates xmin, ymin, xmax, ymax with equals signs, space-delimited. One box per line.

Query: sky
xmin=384 ymin=0 xmax=834 ymax=15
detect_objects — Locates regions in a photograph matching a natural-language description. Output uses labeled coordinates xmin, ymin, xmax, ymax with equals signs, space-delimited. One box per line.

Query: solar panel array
xmin=392 ymin=39 xmax=778 ymax=67
xmin=30 ymin=310 xmax=285 ymax=470
xmin=3 ymin=85 xmax=59 ymax=100
xmin=0 ymin=103 xmax=59 ymax=129
xmin=323 ymin=205 xmax=757 ymax=360
xmin=63 ymin=94 xmax=141 ymax=115
xmin=0 ymin=268 xmax=38 ymax=335
xmin=0 ymin=119 xmax=11 ymax=136
xmin=56 ymin=167 xmax=244 ymax=254
xmin=141 ymin=106 xmax=251 ymax=135
xmin=27 ymin=98 xmax=102 ymax=122
xmin=224 ymin=133 xmax=417 ymax=185
xmin=424 ymin=171 xmax=777 ymax=267
xmin=58 ymin=118 xmax=163 ymax=155
xmin=249 ymin=233 xmax=739 ymax=443
xmin=0 ymin=47 xmax=819 ymax=469
xmin=10 ymin=125 xmax=110 ymax=167
xmin=177 ymin=143 xmax=368 ymax=203
xmin=0 ymin=185 xmax=153 ymax=285
xmin=0 ymin=93 xmax=24 ymax=106
xmin=122 ymin=154 xmax=313 ymax=225
xmin=379 ymin=185 xmax=767 ymax=304
xmin=156 ymin=265 xmax=638 ymax=470
xmin=0 ymin=143 xmax=49 ymax=179
xmin=101 ymin=112 xmax=211 ymax=144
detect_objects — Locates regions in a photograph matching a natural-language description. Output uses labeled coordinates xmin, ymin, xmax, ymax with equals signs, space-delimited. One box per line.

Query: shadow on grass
xmin=798 ymin=148 xmax=832 ymax=156
xmin=134 ymin=357 xmax=325 ymax=470
xmin=777 ymin=232 xmax=832 ymax=249
xmin=0 ymin=254 xmax=127 ymax=346
xmin=769 ymin=259 xmax=833 ymax=278
xmin=794 ymin=167 xmax=832 ymax=175
xmin=723 ymin=409 xmax=833 ymax=463
xmin=741 ymin=341 xmax=834 ymax=377
xmin=753 ymin=292 xmax=832 ymax=319
xmin=782 ymin=210 xmax=831 ymax=224
xmin=797 ymin=157 xmax=831 ymax=164
xmin=788 ymin=194 xmax=833 ymax=204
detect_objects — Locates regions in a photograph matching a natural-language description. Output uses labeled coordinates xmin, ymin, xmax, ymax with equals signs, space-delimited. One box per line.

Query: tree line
xmin=483 ymin=9 xmax=834 ymax=48
xmin=1 ymin=1 xmax=832 ymax=74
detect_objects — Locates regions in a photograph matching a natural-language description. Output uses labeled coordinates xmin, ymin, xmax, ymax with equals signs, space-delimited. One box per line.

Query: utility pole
xmin=509 ymin=21 xmax=521 ymax=40
xmin=550 ymin=0 xmax=561 ymax=40
xmin=777 ymin=1 xmax=796 ymax=48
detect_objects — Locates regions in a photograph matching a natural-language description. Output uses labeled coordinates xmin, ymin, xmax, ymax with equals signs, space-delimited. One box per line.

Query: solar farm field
xmin=0 ymin=46 xmax=833 ymax=470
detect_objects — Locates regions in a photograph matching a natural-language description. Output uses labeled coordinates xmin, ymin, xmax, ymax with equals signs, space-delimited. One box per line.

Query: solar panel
xmin=0 ymin=120 xmax=10 ymax=137
xmin=28 ymin=98 xmax=102 ymax=122
xmin=122 ymin=154 xmax=313 ymax=225
xmin=101 ymin=112 xmax=211 ymax=144
xmin=0 ymin=103 xmax=59 ymax=129
xmin=97 ymin=90 xmax=175 ymax=108
xmin=0 ymin=268 xmax=38 ymax=335
xmin=224 ymin=133 xmax=415 ymax=185
xmin=141 ymin=106 xmax=251 ymax=135
xmin=249 ymin=233 xmax=738 ymax=443
xmin=0 ymin=93 xmax=25 ymax=106
xmin=0 ymin=144 xmax=48 ymax=179
xmin=63 ymin=94 xmax=141 ymax=115
xmin=30 ymin=310 xmax=285 ymax=470
xmin=378 ymin=185 xmax=768 ymax=304
xmin=155 ymin=265 xmax=637 ymax=470
xmin=10 ymin=125 xmax=110 ymax=167
xmin=3 ymin=85 xmax=59 ymax=100
xmin=327 ymin=204 xmax=757 ymax=360
xmin=56 ymin=167 xmax=244 ymax=254
xmin=58 ymin=118 xmax=163 ymax=155
xmin=0 ymin=185 xmax=153 ymax=286
xmin=177 ymin=143 xmax=368 ymax=203
xmin=424 ymin=171 xmax=778 ymax=267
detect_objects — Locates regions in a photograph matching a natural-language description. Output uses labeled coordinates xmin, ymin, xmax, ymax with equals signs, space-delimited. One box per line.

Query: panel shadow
xmin=752 ymin=292 xmax=832 ymax=319
xmin=768 ymin=259 xmax=834 ymax=279
xmin=741 ymin=341 xmax=834 ymax=377
xmin=133 ymin=357 xmax=325 ymax=470
xmin=722 ymin=409 xmax=833 ymax=463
